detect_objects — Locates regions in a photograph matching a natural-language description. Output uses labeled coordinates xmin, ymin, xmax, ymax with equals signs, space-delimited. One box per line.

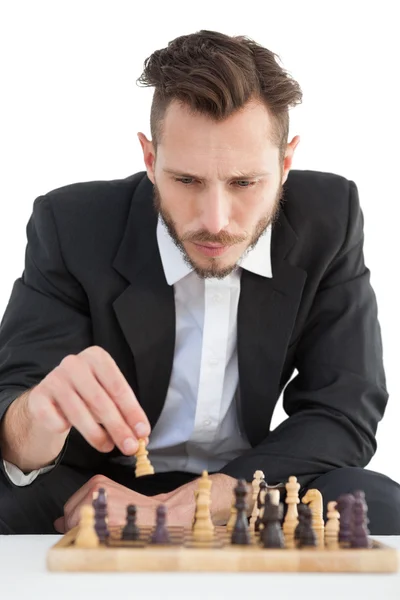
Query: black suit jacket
xmin=0 ymin=170 xmax=389 ymax=487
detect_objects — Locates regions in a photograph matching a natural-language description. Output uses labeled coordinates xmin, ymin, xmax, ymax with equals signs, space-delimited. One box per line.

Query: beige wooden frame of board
xmin=47 ymin=526 xmax=400 ymax=573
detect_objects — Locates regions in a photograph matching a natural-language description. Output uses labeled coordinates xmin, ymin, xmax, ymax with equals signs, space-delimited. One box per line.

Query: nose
xmin=199 ymin=187 xmax=229 ymax=234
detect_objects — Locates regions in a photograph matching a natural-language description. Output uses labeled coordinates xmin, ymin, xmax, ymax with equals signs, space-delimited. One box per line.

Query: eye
xmin=175 ymin=177 xmax=195 ymax=185
xmin=234 ymin=180 xmax=257 ymax=188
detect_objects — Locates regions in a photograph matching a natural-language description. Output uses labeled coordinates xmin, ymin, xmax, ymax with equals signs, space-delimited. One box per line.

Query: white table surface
xmin=1 ymin=535 xmax=399 ymax=600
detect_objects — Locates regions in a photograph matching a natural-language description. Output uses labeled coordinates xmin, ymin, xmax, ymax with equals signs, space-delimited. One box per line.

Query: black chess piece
xmin=294 ymin=502 xmax=307 ymax=543
xmin=93 ymin=487 xmax=109 ymax=542
xmin=260 ymin=494 xmax=284 ymax=549
xmin=122 ymin=504 xmax=140 ymax=541
xmin=255 ymin=480 xmax=268 ymax=533
xmin=336 ymin=493 xmax=355 ymax=545
xmin=258 ymin=489 xmax=272 ymax=534
xmin=151 ymin=505 xmax=171 ymax=545
xmin=231 ymin=479 xmax=251 ymax=545
xmin=350 ymin=490 xmax=370 ymax=548
xmin=295 ymin=503 xmax=316 ymax=548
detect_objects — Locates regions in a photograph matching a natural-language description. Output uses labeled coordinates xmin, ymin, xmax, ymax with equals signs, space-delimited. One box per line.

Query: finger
xmin=63 ymin=475 xmax=115 ymax=530
xmin=54 ymin=516 xmax=65 ymax=533
xmin=59 ymin=356 xmax=138 ymax=455
xmin=83 ymin=347 xmax=151 ymax=439
xmin=46 ymin=369 xmax=115 ymax=453
xmin=27 ymin=390 xmax=71 ymax=434
xmin=66 ymin=497 xmax=93 ymax=531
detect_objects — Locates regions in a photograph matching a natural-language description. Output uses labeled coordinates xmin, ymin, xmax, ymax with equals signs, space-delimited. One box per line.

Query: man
xmin=0 ymin=29 xmax=399 ymax=535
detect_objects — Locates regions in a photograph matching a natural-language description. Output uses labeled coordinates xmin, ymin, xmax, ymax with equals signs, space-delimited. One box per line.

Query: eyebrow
xmin=163 ymin=168 xmax=271 ymax=180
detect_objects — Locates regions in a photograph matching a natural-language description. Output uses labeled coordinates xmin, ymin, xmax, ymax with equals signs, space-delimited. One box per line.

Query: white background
xmin=0 ymin=0 xmax=399 ymax=484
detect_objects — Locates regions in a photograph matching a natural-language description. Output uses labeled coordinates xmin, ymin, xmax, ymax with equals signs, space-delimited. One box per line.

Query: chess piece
xmin=249 ymin=470 xmax=265 ymax=531
xmin=283 ymin=476 xmax=300 ymax=538
xmin=254 ymin=480 xmax=268 ymax=533
xmin=193 ymin=471 xmax=214 ymax=541
xmin=151 ymin=505 xmax=171 ymax=544
xmin=93 ymin=487 xmax=109 ymax=542
xmin=122 ymin=504 xmax=140 ymax=541
xmin=268 ymin=489 xmax=280 ymax=506
xmin=302 ymin=488 xmax=324 ymax=546
xmin=336 ymin=493 xmax=355 ymax=546
xmin=226 ymin=501 xmax=237 ymax=533
xmin=350 ymin=490 xmax=370 ymax=548
xmin=75 ymin=505 xmax=99 ymax=548
xmin=294 ymin=503 xmax=307 ymax=543
xmin=135 ymin=439 xmax=155 ymax=477
xmin=231 ymin=479 xmax=251 ymax=545
xmin=260 ymin=493 xmax=284 ymax=549
xmin=259 ymin=489 xmax=272 ymax=533
xmin=325 ymin=501 xmax=340 ymax=540
xmin=295 ymin=503 xmax=317 ymax=548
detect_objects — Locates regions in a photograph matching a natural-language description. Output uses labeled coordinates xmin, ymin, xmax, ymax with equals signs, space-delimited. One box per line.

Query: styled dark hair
xmin=137 ymin=30 xmax=303 ymax=164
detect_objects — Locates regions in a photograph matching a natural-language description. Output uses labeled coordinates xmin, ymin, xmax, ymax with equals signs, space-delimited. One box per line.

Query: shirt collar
xmin=157 ymin=216 xmax=273 ymax=286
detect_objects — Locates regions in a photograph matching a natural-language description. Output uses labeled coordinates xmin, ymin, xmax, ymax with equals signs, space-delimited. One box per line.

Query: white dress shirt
xmin=4 ymin=217 xmax=272 ymax=484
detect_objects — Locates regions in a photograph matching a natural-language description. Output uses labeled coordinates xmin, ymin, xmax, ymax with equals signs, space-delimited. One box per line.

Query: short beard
xmin=153 ymin=184 xmax=283 ymax=279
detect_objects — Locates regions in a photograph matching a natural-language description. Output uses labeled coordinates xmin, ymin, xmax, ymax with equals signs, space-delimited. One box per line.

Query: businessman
xmin=0 ymin=29 xmax=399 ymax=535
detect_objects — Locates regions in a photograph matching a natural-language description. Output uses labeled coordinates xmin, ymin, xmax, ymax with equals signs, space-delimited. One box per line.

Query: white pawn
xmin=75 ymin=505 xmax=99 ymax=548
xmin=135 ymin=439 xmax=155 ymax=477
xmin=325 ymin=501 xmax=340 ymax=539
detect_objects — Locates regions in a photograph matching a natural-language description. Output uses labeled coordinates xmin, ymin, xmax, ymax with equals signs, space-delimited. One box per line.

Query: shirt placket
xmin=189 ymin=279 xmax=230 ymax=444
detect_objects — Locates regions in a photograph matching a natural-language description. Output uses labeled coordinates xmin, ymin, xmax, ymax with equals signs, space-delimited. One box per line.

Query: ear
xmin=281 ymin=135 xmax=301 ymax=185
xmin=137 ymin=132 xmax=156 ymax=184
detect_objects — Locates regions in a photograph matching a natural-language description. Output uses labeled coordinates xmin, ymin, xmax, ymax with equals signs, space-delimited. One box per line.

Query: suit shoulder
xmin=29 ymin=170 xmax=148 ymax=268
xmin=283 ymin=169 xmax=353 ymax=216
xmin=282 ymin=169 xmax=355 ymax=239
xmin=36 ymin=170 xmax=146 ymax=213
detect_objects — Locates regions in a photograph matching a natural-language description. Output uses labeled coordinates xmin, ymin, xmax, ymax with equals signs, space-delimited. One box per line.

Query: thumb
xmin=54 ymin=516 xmax=65 ymax=533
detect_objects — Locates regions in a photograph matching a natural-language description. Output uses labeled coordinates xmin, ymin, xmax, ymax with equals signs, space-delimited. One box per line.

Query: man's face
xmin=140 ymin=99 xmax=298 ymax=278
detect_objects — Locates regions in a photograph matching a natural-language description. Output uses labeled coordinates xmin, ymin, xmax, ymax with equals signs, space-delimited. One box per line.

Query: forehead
xmin=157 ymin=99 xmax=279 ymax=171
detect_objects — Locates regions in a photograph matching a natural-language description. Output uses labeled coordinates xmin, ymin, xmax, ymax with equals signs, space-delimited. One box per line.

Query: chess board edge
xmin=46 ymin=528 xmax=400 ymax=573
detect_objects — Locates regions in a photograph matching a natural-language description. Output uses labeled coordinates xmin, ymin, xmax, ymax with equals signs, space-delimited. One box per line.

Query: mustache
xmin=181 ymin=229 xmax=247 ymax=245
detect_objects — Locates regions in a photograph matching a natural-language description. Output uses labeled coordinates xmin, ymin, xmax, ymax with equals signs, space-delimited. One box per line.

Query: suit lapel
xmin=238 ymin=209 xmax=307 ymax=446
xmin=112 ymin=174 xmax=175 ymax=427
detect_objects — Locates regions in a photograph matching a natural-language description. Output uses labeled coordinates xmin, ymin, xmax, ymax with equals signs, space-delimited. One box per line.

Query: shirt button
xmin=203 ymin=419 xmax=212 ymax=426
xmin=208 ymin=356 xmax=219 ymax=366
xmin=212 ymin=293 xmax=222 ymax=303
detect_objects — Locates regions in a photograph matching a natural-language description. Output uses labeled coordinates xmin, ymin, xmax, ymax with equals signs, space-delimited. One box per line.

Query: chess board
xmin=47 ymin=525 xmax=400 ymax=573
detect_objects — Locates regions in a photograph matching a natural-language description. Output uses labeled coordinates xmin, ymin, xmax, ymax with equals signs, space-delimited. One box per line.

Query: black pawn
xmin=260 ymin=494 xmax=284 ymax=549
xmin=294 ymin=503 xmax=307 ymax=543
xmin=336 ymin=493 xmax=355 ymax=545
xmin=295 ymin=503 xmax=316 ymax=548
xmin=122 ymin=504 xmax=140 ymax=541
xmin=93 ymin=487 xmax=109 ymax=542
xmin=351 ymin=490 xmax=370 ymax=548
xmin=231 ymin=479 xmax=251 ymax=545
xmin=255 ymin=480 xmax=268 ymax=533
xmin=151 ymin=505 xmax=170 ymax=545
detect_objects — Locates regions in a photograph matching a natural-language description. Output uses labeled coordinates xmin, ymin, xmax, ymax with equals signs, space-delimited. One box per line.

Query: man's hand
xmin=1 ymin=346 xmax=151 ymax=472
xmin=55 ymin=472 xmax=254 ymax=534
xmin=54 ymin=475 xmax=165 ymax=533
xmin=162 ymin=473 xmax=253 ymax=526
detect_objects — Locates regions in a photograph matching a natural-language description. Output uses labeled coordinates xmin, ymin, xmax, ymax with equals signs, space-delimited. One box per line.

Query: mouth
xmin=192 ymin=242 xmax=229 ymax=257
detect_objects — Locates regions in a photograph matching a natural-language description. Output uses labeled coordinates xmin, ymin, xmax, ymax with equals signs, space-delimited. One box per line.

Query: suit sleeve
xmin=219 ymin=180 xmax=389 ymax=488
xmin=0 ymin=194 xmax=93 ymax=480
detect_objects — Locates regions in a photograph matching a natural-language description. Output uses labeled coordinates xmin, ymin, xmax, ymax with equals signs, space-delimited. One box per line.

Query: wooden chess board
xmin=47 ymin=525 xmax=400 ymax=573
